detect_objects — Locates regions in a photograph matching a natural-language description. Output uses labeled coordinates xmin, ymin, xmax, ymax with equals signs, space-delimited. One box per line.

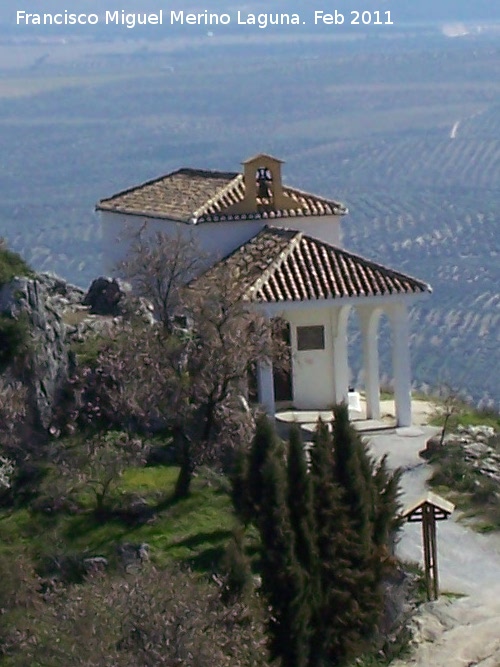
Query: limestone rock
xmin=0 ymin=276 xmax=70 ymax=430
xmin=83 ymin=277 xmax=128 ymax=316
xmin=0 ymin=271 xmax=155 ymax=433
xmin=116 ymin=542 xmax=150 ymax=572
xmin=83 ymin=556 xmax=109 ymax=573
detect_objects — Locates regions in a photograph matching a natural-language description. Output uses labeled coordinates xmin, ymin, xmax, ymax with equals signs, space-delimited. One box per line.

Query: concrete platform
xmin=275 ymin=397 xmax=435 ymax=431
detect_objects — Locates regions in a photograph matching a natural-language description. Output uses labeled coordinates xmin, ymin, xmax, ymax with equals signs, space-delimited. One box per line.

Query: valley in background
xmin=0 ymin=16 xmax=498 ymax=408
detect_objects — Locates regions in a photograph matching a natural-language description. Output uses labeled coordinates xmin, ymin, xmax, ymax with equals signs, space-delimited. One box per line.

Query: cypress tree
xmin=234 ymin=410 xmax=403 ymax=667
xmin=331 ymin=403 xmax=403 ymax=557
xmin=247 ymin=414 xmax=278 ymax=516
xmin=229 ymin=445 xmax=252 ymax=525
xmin=309 ymin=417 xmax=387 ymax=666
xmin=331 ymin=403 xmax=374 ymax=551
xmin=309 ymin=419 xmax=362 ymax=665
xmin=372 ymin=454 xmax=403 ymax=552
xmin=287 ymin=424 xmax=317 ymax=576
xmin=258 ymin=439 xmax=310 ymax=667
xmin=221 ymin=524 xmax=254 ymax=603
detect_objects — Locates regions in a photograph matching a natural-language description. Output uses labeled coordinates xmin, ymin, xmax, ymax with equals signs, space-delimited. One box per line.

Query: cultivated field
xmin=0 ymin=31 xmax=498 ymax=405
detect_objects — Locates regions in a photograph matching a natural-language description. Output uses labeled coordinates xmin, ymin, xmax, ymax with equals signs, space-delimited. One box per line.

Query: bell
xmin=257 ymin=179 xmax=272 ymax=200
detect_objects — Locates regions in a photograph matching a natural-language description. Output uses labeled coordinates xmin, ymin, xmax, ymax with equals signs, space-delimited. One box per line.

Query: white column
xmin=390 ymin=302 xmax=412 ymax=427
xmin=332 ymin=306 xmax=350 ymax=405
xmin=359 ymin=307 xmax=381 ymax=420
xmin=256 ymin=360 xmax=275 ymax=416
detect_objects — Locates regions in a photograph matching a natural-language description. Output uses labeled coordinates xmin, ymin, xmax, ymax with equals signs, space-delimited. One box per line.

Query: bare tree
xmin=67 ymin=254 xmax=286 ymax=498
xmin=56 ymin=431 xmax=147 ymax=518
xmin=436 ymin=383 xmax=463 ymax=446
xmin=167 ymin=269 xmax=285 ymax=497
xmin=117 ymin=228 xmax=206 ymax=332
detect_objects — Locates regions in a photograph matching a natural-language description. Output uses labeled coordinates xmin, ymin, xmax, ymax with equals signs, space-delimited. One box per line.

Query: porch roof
xmin=193 ymin=226 xmax=431 ymax=303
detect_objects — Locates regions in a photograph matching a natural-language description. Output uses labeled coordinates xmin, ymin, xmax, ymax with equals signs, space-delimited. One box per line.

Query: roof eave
xmin=249 ymin=289 xmax=432 ymax=313
xmin=96 ymin=205 xmax=191 ymax=224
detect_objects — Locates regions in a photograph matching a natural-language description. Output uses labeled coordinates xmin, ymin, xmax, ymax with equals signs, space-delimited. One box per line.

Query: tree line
xmin=228 ymin=405 xmax=402 ymax=667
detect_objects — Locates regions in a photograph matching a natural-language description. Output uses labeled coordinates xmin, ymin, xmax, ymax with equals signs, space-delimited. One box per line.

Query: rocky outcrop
xmin=0 ymin=272 xmax=155 ymax=432
xmin=425 ymin=424 xmax=499 ymax=481
xmin=0 ymin=275 xmax=74 ymax=430
xmin=81 ymin=276 xmax=155 ymax=323
xmin=83 ymin=277 xmax=129 ymax=316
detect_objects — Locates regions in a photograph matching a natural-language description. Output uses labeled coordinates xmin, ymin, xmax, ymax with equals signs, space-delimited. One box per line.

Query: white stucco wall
xmin=100 ymin=211 xmax=343 ymax=274
xmin=285 ymin=307 xmax=336 ymax=410
xmin=287 ymin=216 xmax=342 ymax=247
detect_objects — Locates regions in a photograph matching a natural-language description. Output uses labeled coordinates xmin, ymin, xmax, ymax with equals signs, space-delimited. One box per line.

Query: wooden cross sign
xmin=402 ymin=491 xmax=454 ymax=601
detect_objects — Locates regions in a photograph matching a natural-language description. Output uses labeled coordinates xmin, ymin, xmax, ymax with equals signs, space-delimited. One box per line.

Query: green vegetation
xmin=69 ymin=331 xmax=110 ymax=367
xmin=0 ymin=240 xmax=32 ymax=286
xmin=0 ymin=461 xmax=234 ymax=572
xmin=0 ymin=242 xmax=32 ymax=370
xmin=428 ymin=435 xmax=500 ymax=532
xmin=0 ymin=313 xmax=29 ymax=371
xmin=426 ymin=398 xmax=500 ymax=533
xmin=430 ymin=405 xmax=500 ymax=433
xmin=0 ymin=419 xmax=261 ymax=664
xmin=0 ymin=390 xmax=412 ymax=666
xmin=232 ymin=407 xmax=403 ymax=667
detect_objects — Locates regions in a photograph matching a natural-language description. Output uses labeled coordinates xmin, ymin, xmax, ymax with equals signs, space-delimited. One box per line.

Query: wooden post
xmin=429 ymin=508 xmax=439 ymax=600
xmin=422 ymin=504 xmax=431 ymax=600
xmin=422 ymin=504 xmax=439 ymax=601
xmin=402 ymin=492 xmax=454 ymax=603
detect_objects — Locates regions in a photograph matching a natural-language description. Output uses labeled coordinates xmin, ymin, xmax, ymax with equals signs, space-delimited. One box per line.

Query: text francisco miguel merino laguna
xmin=17 ymin=9 xmax=341 ymax=29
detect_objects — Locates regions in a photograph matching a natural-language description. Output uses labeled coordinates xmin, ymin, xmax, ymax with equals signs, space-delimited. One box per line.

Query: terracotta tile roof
xmin=193 ymin=227 xmax=431 ymax=303
xmin=96 ymin=168 xmax=347 ymax=222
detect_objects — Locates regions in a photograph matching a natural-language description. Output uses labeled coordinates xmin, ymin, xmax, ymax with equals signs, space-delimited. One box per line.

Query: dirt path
xmin=368 ymin=421 xmax=500 ymax=667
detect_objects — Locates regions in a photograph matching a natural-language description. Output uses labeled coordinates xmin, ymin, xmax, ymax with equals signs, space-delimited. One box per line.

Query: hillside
xmin=0 ymin=30 xmax=498 ymax=406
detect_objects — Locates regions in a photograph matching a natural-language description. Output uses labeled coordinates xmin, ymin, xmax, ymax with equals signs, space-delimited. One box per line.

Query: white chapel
xmin=97 ymin=153 xmax=431 ymax=427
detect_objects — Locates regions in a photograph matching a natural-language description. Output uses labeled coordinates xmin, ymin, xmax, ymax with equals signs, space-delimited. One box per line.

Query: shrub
xmin=428 ymin=445 xmax=479 ymax=493
xmin=472 ymin=478 xmax=499 ymax=505
xmin=7 ymin=564 xmax=269 ymax=666
xmin=221 ymin=527 xmax=254 ymax=603
xmin=0 ymin=313 xmax=29 ymax=371
xmin=0 ymin=240 xmax=31 ymax=286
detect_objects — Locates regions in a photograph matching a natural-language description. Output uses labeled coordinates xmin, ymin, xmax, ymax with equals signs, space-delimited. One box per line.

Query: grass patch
xmin=62 ymin=308 xmax=91 ymax=326
xmin=440 ymin=590 xmax=467 ymax=599
xmin=429 ymin=404 xmax=500 ymax=433
xmin=119 ymin=464 xmax=179 ymax=496
xmin=70 ymin=333 xmax=109 ymax=366
xmin=0 ymin=465 xmax=235 ymax=574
